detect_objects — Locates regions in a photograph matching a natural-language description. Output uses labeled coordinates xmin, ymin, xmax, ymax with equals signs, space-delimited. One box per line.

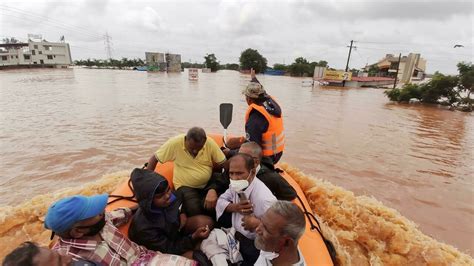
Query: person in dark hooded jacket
xmin=128 ymin=168 xmax=213 ymax=260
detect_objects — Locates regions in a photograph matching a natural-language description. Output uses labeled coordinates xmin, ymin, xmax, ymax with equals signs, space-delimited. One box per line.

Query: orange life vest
xmin=245 ymin=100 xmax=285 ymax=156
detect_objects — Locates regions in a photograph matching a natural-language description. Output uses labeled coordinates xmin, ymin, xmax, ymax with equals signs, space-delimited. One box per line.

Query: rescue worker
xmin=242 ymin=69 xmax=285 ymax=164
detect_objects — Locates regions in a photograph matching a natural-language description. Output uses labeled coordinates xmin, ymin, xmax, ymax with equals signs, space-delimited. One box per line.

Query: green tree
xmin=223 ymin=63 xmax=240 ymax=71
xmin=288 ymin=57 xmax=312 ymax=77
xmin=454 ymin=62 xmax=473 ymax=111
xmin=367 ymin=65 xmax=379 ymax=76
xmin=239 ymin=48 xmax=267 ymax=73
xmin=273 ymin=64 xmax=287 ymax=71
xmin=2 ymin=37 xmax=19 ymax=44
xmin=204 ymin=53 xmax=220 ymax=72
xmin=317 ymin=60 xmax=328 ymax=67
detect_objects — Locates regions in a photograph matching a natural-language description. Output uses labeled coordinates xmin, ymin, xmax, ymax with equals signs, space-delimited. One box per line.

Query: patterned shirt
xmin=53 ymin=208 xmax=156 ymax=266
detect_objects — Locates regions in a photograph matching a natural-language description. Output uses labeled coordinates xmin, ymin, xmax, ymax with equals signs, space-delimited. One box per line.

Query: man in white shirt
xmin=254 ymin=201 xmax=307 ymax=266
xmin=216 ymin=153 xmax=277 ymax=265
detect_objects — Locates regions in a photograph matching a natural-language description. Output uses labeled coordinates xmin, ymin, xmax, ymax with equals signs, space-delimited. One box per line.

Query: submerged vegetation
xmin=385 ymin=62 xmax=473 ymax=112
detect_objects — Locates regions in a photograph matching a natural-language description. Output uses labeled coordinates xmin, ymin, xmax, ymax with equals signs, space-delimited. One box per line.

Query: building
xmin=0 ymin=37 xmax=72 ymax=69
xmin=364 ymin=53 xmax=426 ymax=83
xmin=145 ymin=52 xmax=181 ymax=72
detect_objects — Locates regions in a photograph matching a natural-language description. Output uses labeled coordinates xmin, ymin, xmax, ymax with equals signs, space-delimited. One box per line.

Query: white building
xmin=0 ymin=38 xmax=72 ymax=69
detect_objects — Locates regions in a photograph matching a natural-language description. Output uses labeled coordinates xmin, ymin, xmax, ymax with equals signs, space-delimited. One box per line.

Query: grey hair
xmin=240 ymin=141 xmax=262 ymax=160
xmin=269 ymin=201 xmax=306 ymax=242
xmin=186 ymin=127 xmax=207 ymax=143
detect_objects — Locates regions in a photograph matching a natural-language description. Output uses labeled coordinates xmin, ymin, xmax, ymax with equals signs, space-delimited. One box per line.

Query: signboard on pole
xmin=323 ymin=70 xmax=352 ymax=81
xmin=188 ymin=68 xmax=199 ymax=80
xmin=27 ymin=34 xmax=42 ymax=41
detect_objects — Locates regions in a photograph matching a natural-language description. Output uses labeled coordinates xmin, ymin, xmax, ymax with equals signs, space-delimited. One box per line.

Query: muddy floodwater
xmin=0 ymin=68 xmax=472 ymax=255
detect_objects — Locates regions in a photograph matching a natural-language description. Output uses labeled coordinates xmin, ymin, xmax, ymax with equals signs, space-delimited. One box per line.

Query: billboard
xmin=188 ymin=68 xmax=199 ymax=80
xmin=323 ymin=70 xmax=352 ymax=81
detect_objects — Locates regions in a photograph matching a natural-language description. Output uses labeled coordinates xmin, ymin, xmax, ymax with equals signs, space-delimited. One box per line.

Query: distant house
xmin=364 ymin=53 xmax=426 ymax=83
xmin=145 ymin=52 xmax=181 ymax=72
xmin=0 ymin=37 xmax=72 ymax=69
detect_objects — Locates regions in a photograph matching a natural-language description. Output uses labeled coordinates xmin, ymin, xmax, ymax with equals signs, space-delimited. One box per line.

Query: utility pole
xmin=104 ymin=31 xmax=113 ymax=61
xmin=343 ymin=40 xmax=356 ymax=87
xmin=393 ymin=53 xmax=401 ymax=89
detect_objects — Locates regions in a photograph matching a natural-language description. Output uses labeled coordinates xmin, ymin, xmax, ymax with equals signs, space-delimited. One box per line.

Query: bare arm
xmin=146 ymin=155 xmax=158 ymax=171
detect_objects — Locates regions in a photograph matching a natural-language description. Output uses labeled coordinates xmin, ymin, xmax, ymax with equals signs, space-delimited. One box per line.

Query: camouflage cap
xmin=242 ymin=82 xmax=266 ymax=99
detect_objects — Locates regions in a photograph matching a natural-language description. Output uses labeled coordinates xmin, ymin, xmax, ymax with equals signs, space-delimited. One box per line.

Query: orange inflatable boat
xmin=106 ymin=134 xmax=334 ymax=265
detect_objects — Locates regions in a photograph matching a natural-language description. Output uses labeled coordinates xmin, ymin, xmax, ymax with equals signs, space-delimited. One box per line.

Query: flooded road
xmin=0 ymin=68 xmax=472 ymax=255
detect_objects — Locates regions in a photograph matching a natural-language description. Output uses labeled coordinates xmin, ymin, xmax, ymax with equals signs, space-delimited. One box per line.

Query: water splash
xmin=1 ymin=166 xmax=472 ymax=265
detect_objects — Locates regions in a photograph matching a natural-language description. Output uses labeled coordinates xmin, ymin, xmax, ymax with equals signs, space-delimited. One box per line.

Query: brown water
xmin=0 ymin=68 xmax=473 ymax=255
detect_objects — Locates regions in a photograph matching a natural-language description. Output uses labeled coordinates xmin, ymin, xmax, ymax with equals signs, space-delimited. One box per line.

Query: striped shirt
xmin=53 ymin=208 xmax=156 ymax=266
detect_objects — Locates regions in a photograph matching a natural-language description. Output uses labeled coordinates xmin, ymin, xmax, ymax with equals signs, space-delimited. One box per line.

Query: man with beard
xmin=44 ymin=194 xmax=196 ymax=266
xmin=254 ymin=201 xmax=306 ymax=266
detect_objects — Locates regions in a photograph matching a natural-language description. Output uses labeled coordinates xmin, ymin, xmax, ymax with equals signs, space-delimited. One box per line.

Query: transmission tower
xmin=103 ymin=31 xmax=113 ymax=60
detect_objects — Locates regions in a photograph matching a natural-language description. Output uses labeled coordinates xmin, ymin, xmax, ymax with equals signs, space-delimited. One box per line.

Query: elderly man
xmin=44 ymin=194 xmax=196 ymax=266
xmin=146 ymin=127 xmax=226 ymax=217
xmin=254 ymin=201 xmax=307 ymax=265
xmin=239 ymin=142 xmax=296 ymax=201
xmin=242 ymin=69 xmax=285 ymax=164
xmin=216 ymin=154 xmax=277 ymax=265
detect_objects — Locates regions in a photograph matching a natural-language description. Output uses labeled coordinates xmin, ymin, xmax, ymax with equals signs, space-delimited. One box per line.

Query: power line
xmin=0 ymin=11 xmax=104 ymax=42
xmin=0 ymin=5 xmax=104 ymax=40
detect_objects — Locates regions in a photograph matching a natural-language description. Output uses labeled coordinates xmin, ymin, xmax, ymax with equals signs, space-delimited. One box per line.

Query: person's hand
xmin=179 ymin=213 xmax=187 ymax=231
xmin=222 ymin=147 xmax=231 ymax=157
xmin=241 ymin=215 xmax=260 ymax=232
xmin=250 ymin=68 xmax=256 ymax=79
xmin=192 ymin=225 xmax=210 ymax=239
xmin=226 ymin=137 xmax=245 ymax=150
xmin=236 ymin=200 xmax=253 ymax=215
xmin=204 ymin=189 xmax=218 ymax=209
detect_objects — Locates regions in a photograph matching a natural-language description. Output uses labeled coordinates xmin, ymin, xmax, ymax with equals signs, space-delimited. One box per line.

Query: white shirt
xmin=216 ymin=176 xmax=276 ymax=239
xmin=254 ymin=248 xmax=306 ymax=266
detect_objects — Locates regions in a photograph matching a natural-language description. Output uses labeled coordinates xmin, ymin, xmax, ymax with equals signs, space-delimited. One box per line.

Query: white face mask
xmin=229 ymin=172 xmax=253 ymax=192
xmin=259 ymin=250 xmax=280 ymax=261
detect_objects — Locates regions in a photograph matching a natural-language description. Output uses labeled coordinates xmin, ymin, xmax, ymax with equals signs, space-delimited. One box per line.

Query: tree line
xmin=74 ymin=58 xmax=145 ymax=68
xmin=74 ymin=48 xmax=329 ymax=77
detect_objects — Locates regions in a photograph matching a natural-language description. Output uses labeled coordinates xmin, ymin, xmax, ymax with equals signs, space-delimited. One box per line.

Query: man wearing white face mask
xmin=254 ymin=201 xmax=306 ymax=266
xmin=216 ymin=153 xmax=277 ymax=265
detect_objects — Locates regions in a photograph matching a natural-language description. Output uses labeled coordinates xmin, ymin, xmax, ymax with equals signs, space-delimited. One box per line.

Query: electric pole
xmin=393 ymin=53 xmax=402 ymax=89
xmin=343 ymin=40 xmax=356 ymax=87
xmin=104 ymin=31 xmax=113 ymax=61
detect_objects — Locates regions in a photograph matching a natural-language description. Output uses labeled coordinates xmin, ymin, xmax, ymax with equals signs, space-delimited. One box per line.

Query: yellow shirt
xmin=155 ymin=134 xmax=226 ymax=189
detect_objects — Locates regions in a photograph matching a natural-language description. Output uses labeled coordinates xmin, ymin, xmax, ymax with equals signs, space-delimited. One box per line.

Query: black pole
xmin=393 ymin=53 xmax=401 ymax=89
xmin=343 ymin=40 xmax=354 ymax=87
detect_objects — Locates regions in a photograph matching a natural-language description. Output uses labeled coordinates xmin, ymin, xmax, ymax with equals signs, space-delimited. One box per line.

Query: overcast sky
xmin=1 ymin=0 xmax=472 ymax=74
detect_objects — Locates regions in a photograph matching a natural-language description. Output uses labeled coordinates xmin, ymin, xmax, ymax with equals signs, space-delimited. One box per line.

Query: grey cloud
xmin=1 ymin=0 xmax=471 ymax=74
xmin=291 ymin=1 xmax=472 ymax=22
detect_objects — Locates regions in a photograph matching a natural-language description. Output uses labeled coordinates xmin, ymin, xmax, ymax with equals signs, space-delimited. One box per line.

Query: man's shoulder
xmin=168 ymin=134 xmax=186 ymax=146
xmin=204 ymin=136 xmax=220 ymax=149
xmin=253 ymin=178 xmax=275 ymax=197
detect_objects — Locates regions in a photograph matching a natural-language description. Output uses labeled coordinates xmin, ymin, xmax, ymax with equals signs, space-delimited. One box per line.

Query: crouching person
xmin=214 ymin=154 xmax=277 ymax=265
xmin=128 ymin=168 xmax=213 ymax=263
xmin=44 ymin=194 xmax=196 ymax=266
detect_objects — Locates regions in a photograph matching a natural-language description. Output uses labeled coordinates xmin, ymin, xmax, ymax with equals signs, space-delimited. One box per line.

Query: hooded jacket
xmin=128 ymin=168 xmax=194 ymax=255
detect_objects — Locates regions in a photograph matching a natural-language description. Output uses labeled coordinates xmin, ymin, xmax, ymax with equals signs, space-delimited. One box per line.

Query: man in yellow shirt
xmin=147 ymin=127 xmax=226 ymax=217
